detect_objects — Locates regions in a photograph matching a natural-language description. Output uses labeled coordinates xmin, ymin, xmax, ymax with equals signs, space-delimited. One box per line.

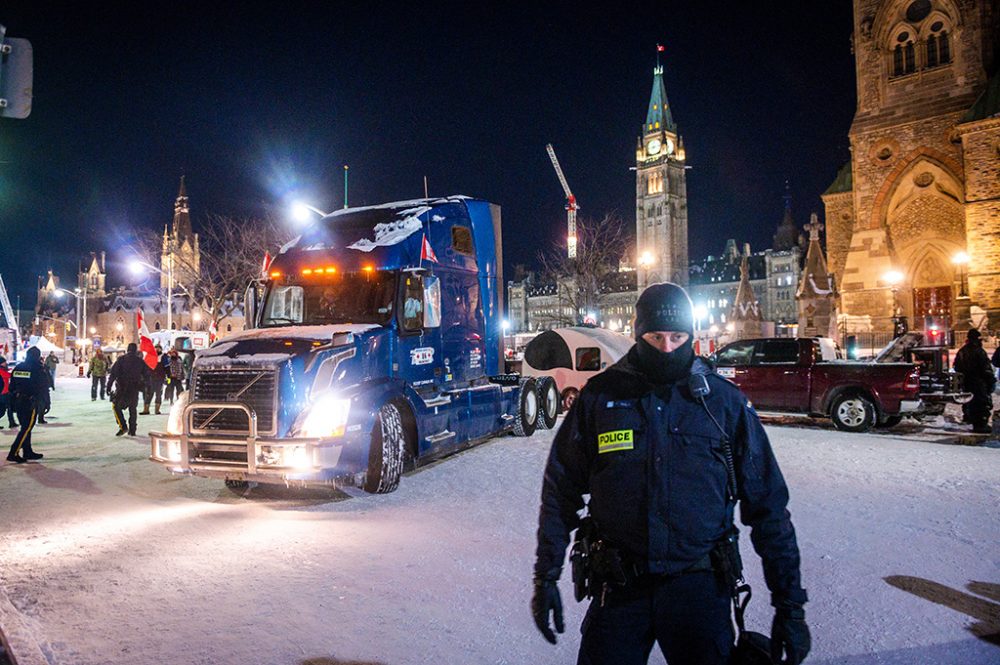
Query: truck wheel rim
xmin=838 ymin=399 xmax=866 ymax=427
xmin=525 ymin=390 xmax=538 ymax=423
xmin=545 ymin=385 xmax=558 ymax=418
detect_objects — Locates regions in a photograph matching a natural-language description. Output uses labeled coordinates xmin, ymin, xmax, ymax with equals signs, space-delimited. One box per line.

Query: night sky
xmin=1 ymin=1 xmax=856 ymax=310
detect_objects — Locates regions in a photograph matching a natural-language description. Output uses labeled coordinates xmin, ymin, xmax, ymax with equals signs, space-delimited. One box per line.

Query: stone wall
xmin=960 ymin=121 xmax=1000 ymax=319
xmin=822 ymin=191 xmax=855 ymax=287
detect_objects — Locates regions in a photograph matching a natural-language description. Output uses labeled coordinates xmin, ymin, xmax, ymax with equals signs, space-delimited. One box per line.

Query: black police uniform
xmin=107 ymin=350 xmax=149 ymax=436
xmin=533 ymin=282 xmax=808 ymax=665
xmin=7 ymin=350 xmax=50 ymax=462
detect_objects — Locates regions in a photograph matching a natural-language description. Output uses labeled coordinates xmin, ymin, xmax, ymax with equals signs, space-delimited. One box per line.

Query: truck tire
xmin=513 ymin=378 xmax=539 ymax=437
xmin=536 ymin=377 xmax=559 ymax=430
xmin=224 ymin=479 xmax=252 ymax=493
xmin=364 ymin=402 xmax=407 ymax=494
xmin=875 ymin=415 xmax=903 ymax=429
xmin=831 ymin=393 xmax=876 ymax=433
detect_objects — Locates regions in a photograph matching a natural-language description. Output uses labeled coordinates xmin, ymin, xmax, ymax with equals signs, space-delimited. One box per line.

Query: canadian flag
xmin=261 ymin=251 xmax=273 ymax=276
xmin=208 ymin=319 xmax=218 ymax=344
xmin=136 ymin=309 xmax=159 ymax=370
xmin=420 ymin=234 xmax=439 ymax=264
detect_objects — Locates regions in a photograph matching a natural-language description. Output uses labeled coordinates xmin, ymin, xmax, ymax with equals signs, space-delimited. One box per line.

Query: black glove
xmin=86 ymin=372 xmax=91 ymax=378
xmin=771 ymin=605 xmax=810 ymax=665
xmin=531 ymin=578 xmax=564 ymax=645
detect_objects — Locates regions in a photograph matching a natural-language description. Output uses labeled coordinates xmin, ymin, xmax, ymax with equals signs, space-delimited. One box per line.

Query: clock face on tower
xmin=646 ymin=139 xmax=661 ymax=156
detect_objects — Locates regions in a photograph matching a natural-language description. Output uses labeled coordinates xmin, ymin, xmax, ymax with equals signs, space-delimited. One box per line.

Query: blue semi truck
xmin=149 ymin=196 xmax=560 ymax=493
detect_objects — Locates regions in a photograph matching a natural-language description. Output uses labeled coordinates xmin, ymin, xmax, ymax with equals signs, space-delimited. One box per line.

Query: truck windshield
xmin=260 ymin=270 xmax=397 ymax=327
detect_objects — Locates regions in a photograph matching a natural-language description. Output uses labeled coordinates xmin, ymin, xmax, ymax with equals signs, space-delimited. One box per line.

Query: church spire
xmin=172 ymin=175 xmax=193 ymax=243
xmin=644 ymin=65 xmax=676 ymax=134
xmin=773 ymin=180 xmax=801 ymax=251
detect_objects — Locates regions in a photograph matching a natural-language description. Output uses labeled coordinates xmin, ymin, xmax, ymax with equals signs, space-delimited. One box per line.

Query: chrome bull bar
xmin=180 ymin=401 xmax=258 ymax=473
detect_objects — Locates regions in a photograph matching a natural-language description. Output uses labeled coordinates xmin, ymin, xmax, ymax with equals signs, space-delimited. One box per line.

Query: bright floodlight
xmin=883 ymin=270 xmax=904 ymax=285
xmin=501 ymin=319 xmax=511 ymax=332
xmin=951 ymin=252 xmax=970 ymax=265
xmin=639 ymin=251 xmax=653 ymax=267
xmin=693 ymin=304 xmax=709 ymax=320
xmin=292 ymin=201 xmax=328 ymax=223
xmin=129 ymin=260 xmax=148 ymax=275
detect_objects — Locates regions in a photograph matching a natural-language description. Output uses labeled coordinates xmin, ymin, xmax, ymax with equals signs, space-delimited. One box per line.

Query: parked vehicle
xmin=149 ymin=197 xmax=554 ymax=493
xmin=521 ymin=326 xmax=633 ymax=411
xmin=873 ymin=331 xmax=972 ymax=414
xmin=149 ymin=330 xmax=211 ymax=353
xmin=713 ymin=337 xmax=922 ymax=432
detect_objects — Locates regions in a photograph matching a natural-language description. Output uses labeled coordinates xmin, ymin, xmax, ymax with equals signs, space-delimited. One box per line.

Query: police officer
xmin=954 ymin=329 xmax=996 ymax=434
xmin=107 ymin=342 xmax=149 ymax=437
xmin=532 ymin=283 xmax=810 ymax=665
xmin=6 ymin=347 xmax=49 ymax=464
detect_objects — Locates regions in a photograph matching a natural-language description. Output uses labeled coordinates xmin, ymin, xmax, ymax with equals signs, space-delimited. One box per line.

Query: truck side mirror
xmin=243 ymin=280 xmax=259 ymax=330
xmin=423 ymin=275 xmax=441 ymax=329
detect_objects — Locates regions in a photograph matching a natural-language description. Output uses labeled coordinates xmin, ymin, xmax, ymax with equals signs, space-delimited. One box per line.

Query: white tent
xmin=27 ymin=335 xmax=64 ymax=355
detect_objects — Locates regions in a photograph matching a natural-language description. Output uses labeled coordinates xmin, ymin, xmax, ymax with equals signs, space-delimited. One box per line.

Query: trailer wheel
xmin=364 ymin=402 xmax=407 ymax=494
xmin=513 ymin=378 xmax=538 ymax=437
xmin=831 ymin=393 xmax=876 ymax=433
xmin=535 ymin=377 xmax=560 ymax=430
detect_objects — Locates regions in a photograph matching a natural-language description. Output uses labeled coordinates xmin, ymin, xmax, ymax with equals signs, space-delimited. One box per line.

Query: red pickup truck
xmin=713 ymin=337 xmax=922 ymax=432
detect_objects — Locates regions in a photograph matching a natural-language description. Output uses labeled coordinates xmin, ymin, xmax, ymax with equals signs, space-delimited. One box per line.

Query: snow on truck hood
xmin=196 ymin=324 xmax=381 ymax=368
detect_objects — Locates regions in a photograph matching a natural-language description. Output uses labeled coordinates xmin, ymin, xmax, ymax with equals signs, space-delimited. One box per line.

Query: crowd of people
xmin=4 ymin=343 xmax=194 ymax=463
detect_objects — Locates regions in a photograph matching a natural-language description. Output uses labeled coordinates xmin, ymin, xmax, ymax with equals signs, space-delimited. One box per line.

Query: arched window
xmin=890 ymin=27 xmax=918 ymax=77
xmin=155 ymin=321 xmax=161 ymax=330
xmin=925 ymin=19 xmax=950 ymax=68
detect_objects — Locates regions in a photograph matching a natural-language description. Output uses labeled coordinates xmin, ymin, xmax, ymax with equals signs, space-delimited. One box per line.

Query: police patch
xmin=597 ymin=429 xmax=634 ymax=453
xmin=12 ymin=371 xmax=30 ymax=379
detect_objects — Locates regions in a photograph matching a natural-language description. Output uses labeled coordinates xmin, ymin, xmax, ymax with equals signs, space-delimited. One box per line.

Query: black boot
xmin=24 ymin=451 xmax=43 ymax=460
xmin=6 ymin=454 xmax=25 ymax=464
xmin=116 ymin=428 xmax=126 ymax=437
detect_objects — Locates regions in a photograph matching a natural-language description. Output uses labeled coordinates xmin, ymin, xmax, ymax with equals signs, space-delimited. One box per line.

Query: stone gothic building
xmin=824 ymin=0 xmax=1000 ymax=334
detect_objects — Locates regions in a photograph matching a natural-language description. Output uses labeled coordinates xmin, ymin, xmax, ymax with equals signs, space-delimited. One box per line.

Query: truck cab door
xmin=396 ymin=272 xmax=450 ymax=452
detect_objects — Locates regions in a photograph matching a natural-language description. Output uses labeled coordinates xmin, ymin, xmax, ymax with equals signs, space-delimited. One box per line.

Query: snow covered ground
xmin=1 ymin=376 xmax=998 ymax=665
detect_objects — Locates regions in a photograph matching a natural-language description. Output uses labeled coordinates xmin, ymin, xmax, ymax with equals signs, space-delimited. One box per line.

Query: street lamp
xmin=693 ymin=304 xmax=708 ymax=332
xmin=638 ymin=251 xmax=654 ymax=286
xmin=952 ymin=252 xmax=969 ymax=298
xmin=883 ymin=269 xmax=907 ymax=337
xmin=291 ymin=201 xmax=330 ymax=223
xmin=53 ymin=287 xmax=87 ymax=346
xmin=131 ymin=258 xmax=173 ymax=331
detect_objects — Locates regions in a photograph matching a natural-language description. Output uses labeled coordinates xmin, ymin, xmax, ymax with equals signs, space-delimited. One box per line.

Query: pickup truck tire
xmin=536 ymin=377 xmax=560 ymax=430
xmin=364 ymin=402 xmax=407 ymax=494
xmin=513 ymin=378 xmax=539 ymax=437
xmin=831 ymin=394 xmax=876 ymax=433
xmin=875 ymin=415 xmax=903 ymax=429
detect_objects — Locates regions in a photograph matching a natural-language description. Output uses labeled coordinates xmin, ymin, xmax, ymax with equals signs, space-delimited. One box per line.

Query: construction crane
xmin=0 ymin=273 xmax=20 ymax=358
xmin=545 ymin=143 xmax=579 ymax=259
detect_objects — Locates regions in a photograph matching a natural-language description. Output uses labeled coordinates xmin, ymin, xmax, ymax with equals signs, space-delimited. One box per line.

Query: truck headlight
xmin=157 ymin=439 xmax=182 ymax=462
xmin=166 ymin=392 xmax=190 ymax=435
xmin=300 ymin=394 xmax=352 ymax=438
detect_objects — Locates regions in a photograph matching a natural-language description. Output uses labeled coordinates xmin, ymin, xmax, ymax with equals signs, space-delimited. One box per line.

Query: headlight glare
xmin=300 ymin=394 xmax=351 ymax=438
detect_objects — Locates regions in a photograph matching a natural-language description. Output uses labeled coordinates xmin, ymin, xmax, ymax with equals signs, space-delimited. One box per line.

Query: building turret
xmin=796 ymin=213 xmax=837 ymax=338
xmin=728 ymin=244 xmax=762 ymax=339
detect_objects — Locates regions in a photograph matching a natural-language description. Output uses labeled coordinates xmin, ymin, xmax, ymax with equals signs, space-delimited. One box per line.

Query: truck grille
xmin=191 ymin=369 xmax=278 ymax=435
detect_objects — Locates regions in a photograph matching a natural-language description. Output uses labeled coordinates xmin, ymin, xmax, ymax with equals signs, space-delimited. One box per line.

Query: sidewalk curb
xmin=0 ymin=587 xmax=48 ymax=665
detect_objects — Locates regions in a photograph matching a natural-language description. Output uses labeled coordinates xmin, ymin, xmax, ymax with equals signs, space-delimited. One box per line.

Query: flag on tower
xmin=136 ymin=309 xmax=158 ymax=370
xmin=420 ymin=234 xmax=439 ymax=264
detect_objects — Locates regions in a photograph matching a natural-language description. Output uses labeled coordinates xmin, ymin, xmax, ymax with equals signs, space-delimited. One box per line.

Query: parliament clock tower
xmin=635 ymin=64 xmax=688 ymax=288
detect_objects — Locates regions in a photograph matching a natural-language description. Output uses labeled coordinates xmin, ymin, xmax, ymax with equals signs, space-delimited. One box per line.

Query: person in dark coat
xmin=142 ymin=344 xmax=166 ymax=415
xmin=954 ymin=329 xmax=996 ymax=434
xmin=107 ymin=342 xmax=149 ymax=436
xmin=163 ymin=348 xmax=186 ymax=404
xmin=532 ymin=283 xmax=809 ymax=665
xmin=6 ymin=347 xmax=49 ymax=463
